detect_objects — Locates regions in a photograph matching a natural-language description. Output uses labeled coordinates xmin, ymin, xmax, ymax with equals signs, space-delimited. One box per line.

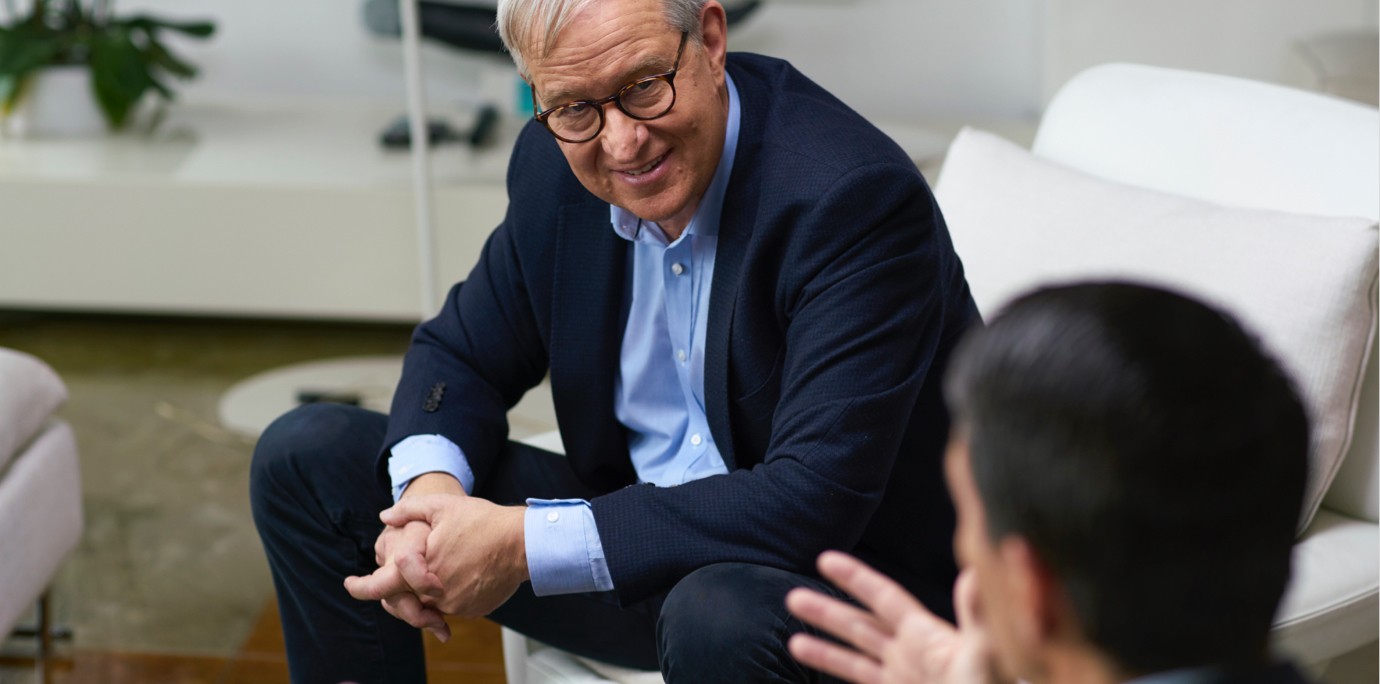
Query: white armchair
xmin=0 ymin=348 xmax=84 ymax=680
xmin=1027 ymin=63 xmax=1379 ymax=673
xmin=500 ymin=63 xmax=1379 ymax=683
xmin=938 ymin=63 xmax=1378 ymax=680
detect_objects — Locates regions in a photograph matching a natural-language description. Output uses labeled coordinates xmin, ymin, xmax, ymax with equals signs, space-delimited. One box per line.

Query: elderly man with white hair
xmin=249 ymin=0 xmax=979 ymax=681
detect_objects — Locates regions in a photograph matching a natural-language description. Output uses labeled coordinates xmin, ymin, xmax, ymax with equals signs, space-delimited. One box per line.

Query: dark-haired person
xmin=787 ymin=282 xmax=1310 ymax=684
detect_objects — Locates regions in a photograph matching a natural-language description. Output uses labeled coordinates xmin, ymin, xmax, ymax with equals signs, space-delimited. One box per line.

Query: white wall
xmin=115 ymin=0 xmax=1042 ymax=123
xmin=1040 ymin=0 xmax=1377 ymax=105
xmin=113 ymin=0 xmax=1377 ymax=125
xmin=729 ymin=0 xmax=1043 ymax=121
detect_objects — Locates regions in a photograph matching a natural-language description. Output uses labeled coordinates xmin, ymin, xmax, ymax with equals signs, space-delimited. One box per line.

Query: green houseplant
xmin=0 ymin=0 xmax=214 ymax=129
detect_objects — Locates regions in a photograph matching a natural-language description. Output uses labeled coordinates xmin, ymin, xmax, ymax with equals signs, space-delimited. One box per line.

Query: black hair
xmin=944 ymin=281 xmax=1308 ymax=675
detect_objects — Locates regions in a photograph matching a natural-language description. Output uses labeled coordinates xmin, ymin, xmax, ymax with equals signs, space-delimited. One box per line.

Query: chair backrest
xmin=1031 ymin=63 xmax=1380 ymax=522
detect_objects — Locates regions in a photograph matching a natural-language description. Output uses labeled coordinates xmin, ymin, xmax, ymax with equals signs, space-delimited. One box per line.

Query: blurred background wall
xmin=108 ymin=0 xmax=1378 ymax=124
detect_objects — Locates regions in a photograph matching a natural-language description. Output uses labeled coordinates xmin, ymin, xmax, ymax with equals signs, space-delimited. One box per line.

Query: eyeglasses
xmin=531 ymin=31 xmax=688 ymax=144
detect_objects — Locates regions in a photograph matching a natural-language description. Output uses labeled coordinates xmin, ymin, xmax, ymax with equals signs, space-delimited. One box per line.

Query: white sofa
xmin=501 ymin=63 xmax=1380 ymax=684
xmin=0 ymin=348 xmax=84 ymax=677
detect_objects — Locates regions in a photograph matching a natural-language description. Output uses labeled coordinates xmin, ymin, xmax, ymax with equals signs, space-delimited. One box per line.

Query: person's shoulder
xmin=726 ymin=53 xmax=918 ymax=186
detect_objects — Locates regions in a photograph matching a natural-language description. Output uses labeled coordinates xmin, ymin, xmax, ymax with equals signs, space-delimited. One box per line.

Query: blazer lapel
xmin=705 ymin=206 xmax=745 ymax=472
xmin=704 ymin=60 xmax=768 ymax=473
xmin=550 ymin=201 xmax=637 ymax=490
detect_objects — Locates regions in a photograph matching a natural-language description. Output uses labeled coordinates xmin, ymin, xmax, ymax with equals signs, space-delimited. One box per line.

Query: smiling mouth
xmin=620 ymin=153 xmax=668 ymax=177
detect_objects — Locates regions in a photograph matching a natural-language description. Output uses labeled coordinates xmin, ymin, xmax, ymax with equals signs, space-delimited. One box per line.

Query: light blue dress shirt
xmin=389 ymin=73 xmax=742 ymax=596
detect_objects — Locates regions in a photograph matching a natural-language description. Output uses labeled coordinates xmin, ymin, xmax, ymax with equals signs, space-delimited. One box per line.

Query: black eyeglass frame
xmin=530 ymin=31 xmax=689 ymax=144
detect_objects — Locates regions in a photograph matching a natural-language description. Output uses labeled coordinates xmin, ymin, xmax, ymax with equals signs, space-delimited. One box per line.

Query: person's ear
xmin=996 ymin=537 xmax=1063 ymax=652
xmin=698 ymin=1 xmax=729 ymax=77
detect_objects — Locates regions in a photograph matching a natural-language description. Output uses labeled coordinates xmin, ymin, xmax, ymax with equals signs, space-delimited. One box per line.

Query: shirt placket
xmin=663 ymin=237 xmax=713 ymax=483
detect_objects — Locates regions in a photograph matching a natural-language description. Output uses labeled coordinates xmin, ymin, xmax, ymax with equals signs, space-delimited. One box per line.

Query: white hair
xmin=496 ymin=0 xmax=708 ymax=79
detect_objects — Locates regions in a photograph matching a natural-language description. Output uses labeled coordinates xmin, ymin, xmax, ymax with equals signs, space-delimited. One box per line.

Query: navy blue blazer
xmin=381 ymin=53 xmax=980 ymax=615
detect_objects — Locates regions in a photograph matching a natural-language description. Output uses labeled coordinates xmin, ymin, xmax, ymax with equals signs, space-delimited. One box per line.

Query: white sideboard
xmin=0 ymin=95 xmax=518 ymax=322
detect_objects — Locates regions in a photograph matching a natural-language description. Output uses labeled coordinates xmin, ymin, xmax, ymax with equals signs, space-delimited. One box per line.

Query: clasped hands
xmin=342 ymin=475 xmax=528 ymax=642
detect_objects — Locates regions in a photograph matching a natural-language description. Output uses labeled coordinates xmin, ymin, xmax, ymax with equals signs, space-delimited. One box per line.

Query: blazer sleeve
xmin=591 ymin=161 xmax=962 ymax=603
xmin=376 ymin=130 xmax=552 ymax=489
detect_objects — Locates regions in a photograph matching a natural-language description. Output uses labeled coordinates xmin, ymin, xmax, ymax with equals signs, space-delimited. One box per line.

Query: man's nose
xmin=600 ymin=106 xmax=646 ymax=161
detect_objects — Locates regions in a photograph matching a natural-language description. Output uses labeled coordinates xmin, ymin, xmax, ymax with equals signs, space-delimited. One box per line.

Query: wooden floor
xmin=0 ymin=599 xmax=507 ymax=684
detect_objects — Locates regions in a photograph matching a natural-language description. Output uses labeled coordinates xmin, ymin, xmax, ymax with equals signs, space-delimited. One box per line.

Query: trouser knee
xmin=249 ymin=402 xmax=385 ymax=523
xmin=658 ymin=563 xmax=824 ymax=684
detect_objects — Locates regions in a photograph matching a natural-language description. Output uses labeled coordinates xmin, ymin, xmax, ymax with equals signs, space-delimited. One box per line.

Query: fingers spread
xmin=818 ymin=551 xmax=928 ymax=628
xmin=787 ymin=632 xmax=882 ymax=684
xmin=785 ymin=588 xmax=890 ymax=659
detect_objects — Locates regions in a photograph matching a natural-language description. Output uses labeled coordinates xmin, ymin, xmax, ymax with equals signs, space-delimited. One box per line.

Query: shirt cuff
xmin=524 ymin=499 xmax=614 ymax=595
xmin=388 ymin=434 xmax=476 ymax=502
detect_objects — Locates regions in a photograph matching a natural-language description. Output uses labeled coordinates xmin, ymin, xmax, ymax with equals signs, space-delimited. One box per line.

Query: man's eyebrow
xmin=540 ymin=54 xmax=674 ymax=106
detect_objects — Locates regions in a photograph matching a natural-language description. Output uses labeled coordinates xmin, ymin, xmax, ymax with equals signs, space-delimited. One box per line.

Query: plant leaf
xmin=0 ymin=24 xmax=63 ymax=75
xmin=144 ymin=37 xmax=196 ymax=79
xmin=89 ymin=29 xmax=148 ymax=128
xmin=120 ymin=16 xmax=216 ymax=38
xmin=145 ymin=71 xmax=172 ymax=100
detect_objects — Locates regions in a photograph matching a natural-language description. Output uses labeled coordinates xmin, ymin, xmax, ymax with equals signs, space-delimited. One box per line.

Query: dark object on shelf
xmin=379 ymin=116 xmax=461 ymax=148
xmin=296 ymin=390 xmax=362 ymax=406
xmin=378 ymin=103 xmax=501 ymax=148
xmin=363 ymin=0 xmax=503 ymax=53
xmin=469 ymin=104 xmax=500 ymax=146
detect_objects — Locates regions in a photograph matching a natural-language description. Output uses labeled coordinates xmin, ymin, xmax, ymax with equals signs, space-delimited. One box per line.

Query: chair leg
xmin=9 ymin=591 xmax=72 ymax=684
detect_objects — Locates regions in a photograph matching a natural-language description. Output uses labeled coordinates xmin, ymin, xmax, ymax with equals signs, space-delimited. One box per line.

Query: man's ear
xmin=699 ymin=0 xmax=729 ymax=76
xmin=996 ymin=536 xmax=1067 ymax=652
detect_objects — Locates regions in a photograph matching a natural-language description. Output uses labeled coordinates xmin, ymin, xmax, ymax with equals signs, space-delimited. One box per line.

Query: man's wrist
xmin=402 ymin=472 xmax=465 ymax=498
xmin=511 ymin=505 xmax=530 ymax=582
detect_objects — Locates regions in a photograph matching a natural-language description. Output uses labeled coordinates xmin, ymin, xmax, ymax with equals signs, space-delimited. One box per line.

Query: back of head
xmin=945 ymin=282 xmax=1309 ymax=675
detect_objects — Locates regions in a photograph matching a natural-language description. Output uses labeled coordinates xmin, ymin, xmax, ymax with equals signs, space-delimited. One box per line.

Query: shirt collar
xmin=610 ymin=71 xmax=741 ymax=245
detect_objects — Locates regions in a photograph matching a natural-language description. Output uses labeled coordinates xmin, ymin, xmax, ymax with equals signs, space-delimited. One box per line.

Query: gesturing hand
xmin=344 ymin=519 xmax=451 ymax=642
xmin=379 ymin=493 xmax=529 ymax=620
xmin=785 ymin=551 xmax=999 ymax=684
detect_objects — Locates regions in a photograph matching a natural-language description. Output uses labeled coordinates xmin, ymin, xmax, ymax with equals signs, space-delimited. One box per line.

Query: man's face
xmin=526 ymin=0 xmax=729 ymax=235
xmin=946 ymin=433 xmax=1033 ymax=681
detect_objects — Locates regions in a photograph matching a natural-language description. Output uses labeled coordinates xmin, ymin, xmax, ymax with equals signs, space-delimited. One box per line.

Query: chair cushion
xmin=935 ymin=128 xmax=1379 ymax=534
xmin=1273 ymin=508 xmax=1380 ymax=664
xmin=0 ymin=348 xmax=67 ymax=473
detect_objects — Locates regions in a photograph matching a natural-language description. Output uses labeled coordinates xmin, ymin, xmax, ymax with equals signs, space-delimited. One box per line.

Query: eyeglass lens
xmin=546 ymin=78 xmax=675 ymax=142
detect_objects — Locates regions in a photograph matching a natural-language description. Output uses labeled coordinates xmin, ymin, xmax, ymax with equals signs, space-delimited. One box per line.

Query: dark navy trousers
xmin=250 ymin=403 xmax=848 ymax=683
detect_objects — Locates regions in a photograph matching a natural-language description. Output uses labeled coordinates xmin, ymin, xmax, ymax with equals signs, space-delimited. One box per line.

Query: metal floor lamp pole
xmin=217 ymin=0 xmax=438 ymax=437
xmin=400 ymin=0 xmax=439 ymax=317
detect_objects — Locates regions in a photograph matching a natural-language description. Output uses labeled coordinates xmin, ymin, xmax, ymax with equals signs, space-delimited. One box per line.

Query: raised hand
xmin=786 ymin=551 xmax=998 ymax=684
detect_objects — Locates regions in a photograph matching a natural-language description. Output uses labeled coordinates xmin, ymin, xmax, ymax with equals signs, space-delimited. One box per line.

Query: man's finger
xmin=817 ymin=551 xmax=930 ymax=628
xmin=381 ymin=592 xmax=452 ymax=643
xmin=380 ymin=495 xmax=443 ymax=527
xmin=785 ymin=587 xmax=891 ymax=658
xmin=344 ymin=564 xmax=410 ymax=602
xmin=787 ymin=632 xmax=883 ymax=684
xmin=397 ymin=550 xmax=445 ymax=598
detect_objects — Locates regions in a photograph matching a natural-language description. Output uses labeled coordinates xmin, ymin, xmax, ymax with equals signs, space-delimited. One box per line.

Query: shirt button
xmin=546 ymin=511 xmax=560 ymax=523
xmin=676 ymin=349 xmax=687 ymax=363
xmin=671 ymin=263 xmax=685 ymax=276
xmin=690 ymin=433 xmax=703 ymax=446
